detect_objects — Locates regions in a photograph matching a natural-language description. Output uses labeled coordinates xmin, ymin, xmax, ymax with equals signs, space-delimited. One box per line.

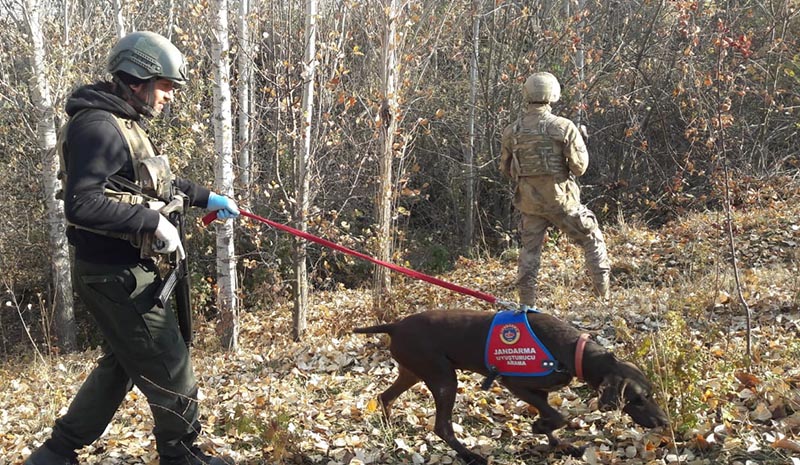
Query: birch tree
xmin=237 ymin=0 xmax=252 ymax=197
xmin=211 ymin=0 xmax=238 ymax=350
xmin=465 ymin=0 xmax=481 ymax=251
xmin=292 ymin=0 xmax=317 ymax=341
xmin=112 ymin=0 xmax=125 ymax=38
xmin=372 ymin=0 xmax=400 ymax=306
xmin=24 ymin=0 xmax=76 ymax=353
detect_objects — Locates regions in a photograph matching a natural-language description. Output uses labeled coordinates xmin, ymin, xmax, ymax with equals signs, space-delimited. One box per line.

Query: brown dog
xmin=354 ymin=309 xmax=669 ymax=465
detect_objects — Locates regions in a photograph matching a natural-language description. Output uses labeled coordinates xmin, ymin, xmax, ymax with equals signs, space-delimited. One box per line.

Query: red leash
xmin=202 ymin=210 xmax=499 ymax=304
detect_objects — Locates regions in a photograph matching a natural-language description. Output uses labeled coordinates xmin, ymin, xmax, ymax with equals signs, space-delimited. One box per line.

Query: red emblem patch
xmin=500 ymin=324 xmax=521 ymax=344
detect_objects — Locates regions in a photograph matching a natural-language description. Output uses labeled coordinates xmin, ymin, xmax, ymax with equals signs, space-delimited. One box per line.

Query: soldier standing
xmin=500 ymin=72 xmax=610 ymax=306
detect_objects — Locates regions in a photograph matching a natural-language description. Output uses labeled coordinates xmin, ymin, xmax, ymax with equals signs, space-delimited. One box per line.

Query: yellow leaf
xmin=366 ymin=398 xmax=378 ymax=413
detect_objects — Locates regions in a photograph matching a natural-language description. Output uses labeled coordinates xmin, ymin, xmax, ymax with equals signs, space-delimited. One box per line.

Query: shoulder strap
xmin=109 ymin=115 xmax=158 ymax=184
xmin=56 ymin=108 xmax=93 ymax=181
xmin=538 ymin=112 xmax=556 ymax=135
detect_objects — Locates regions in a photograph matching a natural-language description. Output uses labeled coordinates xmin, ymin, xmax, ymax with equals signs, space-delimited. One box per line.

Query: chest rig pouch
xmin=511 ymin=113 xmax=568 ymax=178
xmin=58 ymin=112 xmax=181 ymax=258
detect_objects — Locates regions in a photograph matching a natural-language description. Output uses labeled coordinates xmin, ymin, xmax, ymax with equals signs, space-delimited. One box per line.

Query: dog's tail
xmin=353 ymin=323 xmax=395 ymax=335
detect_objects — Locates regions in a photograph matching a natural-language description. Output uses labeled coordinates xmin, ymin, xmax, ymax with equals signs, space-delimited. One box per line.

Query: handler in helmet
xmin=24 ymin=31 xmax=239 ymax=465
xmin=500 ymin=72 xmax=610 ymax=305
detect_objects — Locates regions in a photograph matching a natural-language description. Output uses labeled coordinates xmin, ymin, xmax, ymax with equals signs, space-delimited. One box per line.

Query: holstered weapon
xmin=155 ymin=192 xmax=193 ymax=348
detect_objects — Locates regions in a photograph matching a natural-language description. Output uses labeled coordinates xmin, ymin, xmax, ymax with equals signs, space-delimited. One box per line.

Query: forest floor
xmin=2 ymin=177 xmax=800 ymax=465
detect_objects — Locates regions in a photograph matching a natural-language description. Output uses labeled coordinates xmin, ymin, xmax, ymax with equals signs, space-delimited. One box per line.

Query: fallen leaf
xmin=773 ymin=438 xmax=800 ymax=453
xmin=735 ymin=371 xmax=761 ymax=388
xmin=366 ymin=398 xmax=378 ymax=413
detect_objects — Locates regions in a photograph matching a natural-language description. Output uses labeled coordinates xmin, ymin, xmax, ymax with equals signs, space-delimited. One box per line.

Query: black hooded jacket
xmin=63 ymin=82 xmax=210 ymax=264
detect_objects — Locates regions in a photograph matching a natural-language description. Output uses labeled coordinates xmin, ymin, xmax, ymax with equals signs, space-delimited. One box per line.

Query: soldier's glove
xmin=154 ymin=214 xmax=186 ymax=260
xmin=207 ymin=192 xmax=240 ymax=220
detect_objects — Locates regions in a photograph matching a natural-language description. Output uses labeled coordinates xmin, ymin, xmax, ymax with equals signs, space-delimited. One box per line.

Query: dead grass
xmin=3 ymin=181 xmax=800 ymax=464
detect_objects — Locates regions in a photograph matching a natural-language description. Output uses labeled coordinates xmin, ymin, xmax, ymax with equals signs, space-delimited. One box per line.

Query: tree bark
xmin=238 ymin=0 xmax=252 ymax=197
xmin=465 ymin=0 xmax=481 ymax=251
xmin=373 ymin=0 xmax=399 ymax=309
xmin=293 ymin=0 xmax=317 ymax=341
xmin=211 ymin=0 xmax=239 ymax=350
xmin=112 ymin=0 xmax=125 ymax=38
xmin=25 ymin=0 xmax=77 ymax=353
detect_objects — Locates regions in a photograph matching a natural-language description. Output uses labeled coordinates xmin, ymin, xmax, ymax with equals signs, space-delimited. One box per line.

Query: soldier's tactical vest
xmin=511 ymin=113 xmax=568 ymax=178
xmin=56 ymin=110 xmax=176 ymax=257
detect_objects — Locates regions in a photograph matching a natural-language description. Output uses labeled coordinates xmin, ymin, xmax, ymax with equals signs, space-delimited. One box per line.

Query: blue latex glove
xmin=207 ymin=192 xmax=240 ymax=220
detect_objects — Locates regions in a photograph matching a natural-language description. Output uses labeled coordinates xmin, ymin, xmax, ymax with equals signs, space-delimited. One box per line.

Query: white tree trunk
xmin=25 ymin=0 xmax=76 ymax=352
xmin=63 ymin=0 xmax=70 ymax=44
xmin=112 ymin=0 xmax=125 ymax=38
xmin=237 ymin=0 xmax=251 ymax=197
xmin=373 ymin=0 xmax=399 ymax=308
xmin=576 ymin=0 xmax=585 ymax=126
xmin=211 ymin=0 xmax=239 ymax=350
xmin=465 ymin=0 xmax=481 ymax=250
xmin=166 ymin=0 xmax=175 ymax=40
xmin=293 ymin=0 xmax=317 ymax=341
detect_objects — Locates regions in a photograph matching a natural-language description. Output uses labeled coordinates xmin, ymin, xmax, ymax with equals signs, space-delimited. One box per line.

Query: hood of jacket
xmin=65 ymin=81 xmax=141 ymax=120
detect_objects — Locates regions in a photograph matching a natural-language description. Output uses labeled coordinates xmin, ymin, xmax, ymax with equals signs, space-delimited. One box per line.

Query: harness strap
xmin=575 ymin=333 xmax=590 ymax=381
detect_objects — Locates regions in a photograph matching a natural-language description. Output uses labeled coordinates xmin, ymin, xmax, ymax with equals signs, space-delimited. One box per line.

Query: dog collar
xmin=574 ymin=333 xmax=590 ymax=380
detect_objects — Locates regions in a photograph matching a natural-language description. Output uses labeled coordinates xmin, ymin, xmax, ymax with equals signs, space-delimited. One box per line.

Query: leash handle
xmin=202 ymin=210 xmax=499 ymax=304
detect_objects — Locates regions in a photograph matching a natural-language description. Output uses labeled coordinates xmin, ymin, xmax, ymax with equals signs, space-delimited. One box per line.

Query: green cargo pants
xmin=46 ymin=259 xmax=200 ymax=460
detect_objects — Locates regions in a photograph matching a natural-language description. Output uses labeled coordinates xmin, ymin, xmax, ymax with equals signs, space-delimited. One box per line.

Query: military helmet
xmin=523 ymin=72 xmax=561 ymax=103
xmin=107 ymin=31 xmax=187 ymax=86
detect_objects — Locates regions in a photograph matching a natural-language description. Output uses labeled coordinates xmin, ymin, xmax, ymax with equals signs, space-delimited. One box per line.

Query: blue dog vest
xmin=484 ymin=308 xmax=558 ymax=378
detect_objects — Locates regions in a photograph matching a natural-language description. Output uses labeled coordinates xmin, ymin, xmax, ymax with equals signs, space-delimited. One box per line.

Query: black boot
xmin=160 ymin=446 xmax=234 ymax=465
xmin=24 ymin=445 xmax=79 ymax=465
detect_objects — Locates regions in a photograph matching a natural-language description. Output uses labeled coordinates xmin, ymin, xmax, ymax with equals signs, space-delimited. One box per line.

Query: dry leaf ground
xmin=3 ymin=182 xmax=799 ymax=465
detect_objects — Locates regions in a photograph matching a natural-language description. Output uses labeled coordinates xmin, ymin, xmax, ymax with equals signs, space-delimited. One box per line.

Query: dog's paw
xmin=459 ymin=453 xmax=488 ymax=465
xmin=555 ymin=443 xmax=586 ymax=458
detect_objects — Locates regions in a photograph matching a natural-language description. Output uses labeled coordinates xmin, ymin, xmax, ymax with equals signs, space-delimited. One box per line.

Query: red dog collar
xmin=575 ymin=333 xmax=590 ymax=380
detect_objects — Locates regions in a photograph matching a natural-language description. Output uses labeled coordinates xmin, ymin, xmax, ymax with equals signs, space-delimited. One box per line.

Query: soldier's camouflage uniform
xmin=500 ymin=103 xmax=610 ymax=305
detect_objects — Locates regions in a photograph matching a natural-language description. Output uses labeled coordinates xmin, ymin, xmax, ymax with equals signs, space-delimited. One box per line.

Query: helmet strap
xmin=113 ymin=76 xmax=157 ymax=118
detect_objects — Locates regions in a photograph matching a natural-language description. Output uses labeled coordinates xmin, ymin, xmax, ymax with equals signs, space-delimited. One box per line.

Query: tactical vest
xmin=511 ymin=113 xmax=569 ymax=178
xmin=56 ymin=110 xmax=177 ymax=257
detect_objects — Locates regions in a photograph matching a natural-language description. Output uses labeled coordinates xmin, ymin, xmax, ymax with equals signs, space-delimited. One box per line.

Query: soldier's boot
xmin=592 ymin=272 xmax=610 ymax=301
xmin=24 ymin=445 xmax=78 ymax=465
xmin=160 ymin=446 xmax=234 ymax=465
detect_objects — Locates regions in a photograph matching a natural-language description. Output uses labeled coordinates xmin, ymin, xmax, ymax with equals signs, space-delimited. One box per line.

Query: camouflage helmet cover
xmin=107 ymin=31 xmax=187 ymax=86
xmin=523 ymin=72 xmax=561 ymax=103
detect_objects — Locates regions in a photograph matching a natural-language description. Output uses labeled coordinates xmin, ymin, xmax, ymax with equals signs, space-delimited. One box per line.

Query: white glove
xmin=154 ymin=214 xmax=186 ymax=260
